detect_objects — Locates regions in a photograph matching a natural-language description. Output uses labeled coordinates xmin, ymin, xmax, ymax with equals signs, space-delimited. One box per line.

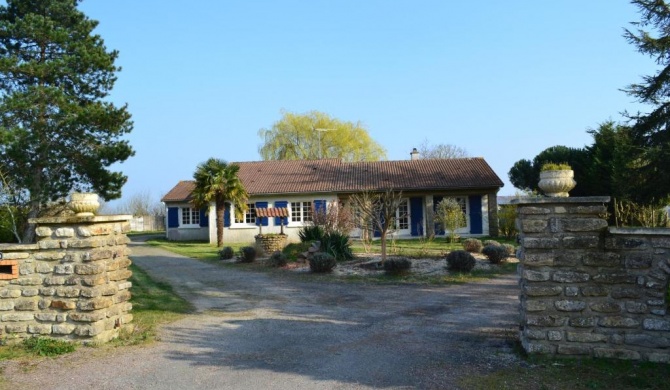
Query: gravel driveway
xmin=2 ymin=239 xmax=521 ymax=390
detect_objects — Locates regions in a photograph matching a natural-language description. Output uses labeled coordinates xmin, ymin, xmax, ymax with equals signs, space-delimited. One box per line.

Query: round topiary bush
xmin=267 ymin=251 xmax=288 ymax=267
xmin=462 ymin=238 xmax=483 ymax=253
xmin=483 ymin=240 xmax=501 ymax=247
xmin=502 ymin=243 xmax=516 ymax=256
xmin=219 ymin=246 xmax=234 ymax=260
xmin=238 ymin=246 xmax=256 ymax=263
xmin=482 ymin=244 xmax=508 ymax=264
xmin=309 ymin=252 xmax=337 ymax=273
xmin=445 ymin=250 xmax=476 ymax=272
xmin=383 ymin=257 xmax=412 ymax=275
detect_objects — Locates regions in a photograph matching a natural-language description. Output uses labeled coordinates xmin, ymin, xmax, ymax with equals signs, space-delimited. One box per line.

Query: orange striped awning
xmin=255 ymin=207 xmax=289 ymax=218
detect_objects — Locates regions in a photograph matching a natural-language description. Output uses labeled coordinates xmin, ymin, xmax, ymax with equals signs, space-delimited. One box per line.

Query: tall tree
xmin=417 ymin=139 xmax=468 ymax=159
xmin=624 ymin=0 xmax=670 ymax=203
xmin=258 ymin=110 xmax=387 ymax=162
xmin=0 ymin=0 xmax=133 ymax=242
xmin=508 ymin=146 xmax=591 ymax=195
xmin=192 ymin=158 xmax=248 ymax=247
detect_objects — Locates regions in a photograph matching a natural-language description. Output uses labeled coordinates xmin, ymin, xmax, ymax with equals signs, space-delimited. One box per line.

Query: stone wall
xmin=514 ymin=197 xmax=670 ymax=362
xmin=255 ymin=234 xmax=288 ymax=254
xmin=0 ymin=215 xmax=133 ymax=343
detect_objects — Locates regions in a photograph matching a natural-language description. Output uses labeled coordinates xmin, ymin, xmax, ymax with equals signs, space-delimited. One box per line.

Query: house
xmin=161 ymin=153 xmax=504 ymax=244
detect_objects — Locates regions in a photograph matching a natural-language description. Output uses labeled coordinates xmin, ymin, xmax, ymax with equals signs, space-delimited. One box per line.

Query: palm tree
xmin=192 ymin=158 xmax=248 ymax=247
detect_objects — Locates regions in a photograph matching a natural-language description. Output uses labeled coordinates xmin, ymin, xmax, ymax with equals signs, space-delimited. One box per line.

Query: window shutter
xmin=314 ymin=199 xmax=326 ymax=214
xmin=167 ymin=207 xmax=179 ymax=228
xmin=410 ymin=197 xmax=423 ymax=236
xmin=468 ymin=196 xmax=483 ymax=234
xmin=274 ymin=201 xmax=288 ymax=226
xmin=224 ymin=203 xmax=231 ymax=227
xmin=256 ymin=201 xmax=269 ymax=226
xmin=199 ymin=208 xmax=209 ymax=227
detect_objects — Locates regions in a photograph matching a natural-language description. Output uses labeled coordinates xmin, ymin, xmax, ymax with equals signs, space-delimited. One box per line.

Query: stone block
xmin=50 ymin=300 xmax=76 ymax=310
xmin=2 ymin=313 xmax=34 ymax=321
xmin=522 ymin=341 xmax=555 ymax=354
xmin=566 ymin=332 xmax=607 ymax=343
xmin=565 ymin=287 xmax=579 ymax=297
xmin=523 ymin=270 xmax=551 ymax=282
xmin=34 ymin=252 xmax=65 ymax=261
xmin=651 ymin=237 xmax=670 ymax=248
xmin=555 ymin=253 xmax=580 ymax=267
xmin=74 ymin=322 xmax=106 ymax=336
xmin=108 ymin=269 xmax=132 ymax=281
xmin=0 ymin=301 xmax=14 ymax=311
xmin=88 ymin=249 xmax=113 ymax=261
xmin=28 ymin=324 xmax=52 ymax=335
xmin=557 ymin=345 xmax=592 ymax=355
xmin=35 ymin=263 xmax=54 ymax=273
xmin=14 ymin=299 xmax=37 ymax=311
xmin=520 ymin=219 xmax=548 ymax=233
xmin=647 ymin=299 xmax=665 ymax=306
xmin=524 ymin=300 xmax=547 ymax=312
xmin=53 ymin=264 xmax=74 ymax=275
xmin=522 ymin=237 xmax=560 ymax=249
xmin=81 ymin=275 xmax=108 ymax=287
xmin=101 ymin=285 xmax=118 ymax=296
xmin=593 ymin=273 xmax=636 ymax=284
xmin=555 ymin=300 xmax=587 ymax=312
xmin=0 ymin=252 xmax=30 ymax=260
xmin=21 ymin=288 xmax=39 ymax=297
xmin=15 ymin=277 xmax=43 ymax=286
xmin=594 ymin=348 xmax=640 ymax=360
xmin=651 ymin=308 xmax=666 ymax=315
xmin=77 ymin=227 xmax=92 ymax=237
xmin=626 ymin=302 xmax=648 ymax=314
xmin=34 ymin=313 xmax=57 ymax=322
xmin=5 ymin=324 xmax=27 ymax=333
xmin=590 ymin=302 xmax=621 ymax=313
xmin=68 ymin=239 xmax=105 ymax=249
xmin=599 ymin=316 xmax=640 ymax=328
xmin=0 ymin=289 xmax=21 ymax=298
xmin=113 ymin=290 xmax=131 ymax=304
xmin=611 ymin=288 xmax=642 ymax=299
xmin=549 ymin=218 xmax=562 ymax=233
xmin=77 ymin=297 xmax=112 ymax=311
xmin=524 ymin=286 xmax=563 ymax=297
xmin=553 ymin=271 xmax=590 ymax=283
xmin=562 ymin=218 xmax=608 ymax=232
xmin=89 ymin=225 xmax=112 ymax=236
xmin=563 ymin=235 xmax=600 ymax=249
xmin=56 ymin=287 xmax=80 ymax=298
xmin=607 ymin=238 xmax=647 ymax=250
xmin=75 ymin=263 xmax=106 ymax=275
xmin=69 ymin=311 xmax=107 ymax=322
xmin=19 ymin=263 xmax=34 ymax=275
xmin=625 ymin=334 xmax=670 ymax=348
xmin=625 ymin=253 xmax=653 ymax=269
xmin=526 ymin=315 xmax=567 ymax=327
xmin=55 ymin=228 xmax=75 ymax=238
xmin=523 ymin=253 xmax=554 ymax=267
xmin=79 ymin=287 xmax=102 ymax=298
xmin=117 ymin=281 xmax=132 ymax=290
xmin=38 ymin=299 xmax=51 ymax=310
xmin=648 ymin=353 xmax=670 ymax=363
xmin=547 ymin=331 xmax=562 ymax=341
xmin=581 ymin=286 xmax=609 ymax=297
xmin=646 ymin=280 xmax=665 ymax=289
xmin=582 ymin=252 xmax=621 ymax=267
xmin=525 ymin=329 xmax=546 ymax=340
xmin=643 ymin=318 xmax=670 ymax=331
xmin=518 ymin=207 xmax=551 ymax=215
xmin=52 ymin=324 xmax=75 ymax=335
xmin=569 ymin=205 xmax=608 ymax=215
xmin=35 ymin=227 xmax=53 ymax=237
xmin=38 ymin=240 xmax=61 ymax=250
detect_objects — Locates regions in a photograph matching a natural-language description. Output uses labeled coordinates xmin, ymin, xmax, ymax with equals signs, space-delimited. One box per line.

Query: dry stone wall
xmin=514 ymin=197 xmax=670 ymax=362
xmin=0 ymin=215 xmax=133 ymax=343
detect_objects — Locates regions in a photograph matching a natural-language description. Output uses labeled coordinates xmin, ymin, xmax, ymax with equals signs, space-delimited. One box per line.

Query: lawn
xmin=350 ymin=236 xmax=516 ymax=258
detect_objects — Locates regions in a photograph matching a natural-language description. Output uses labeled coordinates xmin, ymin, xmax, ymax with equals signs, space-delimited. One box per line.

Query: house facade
xmin=161 ymin=156 xmax=504 ymax=244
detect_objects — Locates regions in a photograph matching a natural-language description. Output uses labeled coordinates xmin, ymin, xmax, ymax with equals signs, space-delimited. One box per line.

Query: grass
xmin=145 ymin=238 xmax=239 ymax=263
xmin=350 ymin=236 xmax=516 ymax=258
xmin=461 ymin=356 xmax=670 ymax=390
xmin=127 ymin=230 xmax=165 ymax=236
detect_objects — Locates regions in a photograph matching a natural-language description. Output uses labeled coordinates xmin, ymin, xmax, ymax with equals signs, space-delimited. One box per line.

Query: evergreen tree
xmin=0 ymin=0 xmax=133 ymax=242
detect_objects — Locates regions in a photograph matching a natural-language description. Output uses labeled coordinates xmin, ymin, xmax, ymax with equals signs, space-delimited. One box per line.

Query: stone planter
xmin=68 ymin=192 xmax=101 ymax=216
xmin=538 ymin=170 xmax=576 ymax=197
xmin=255 ymin=234 xmax=288 ymax=255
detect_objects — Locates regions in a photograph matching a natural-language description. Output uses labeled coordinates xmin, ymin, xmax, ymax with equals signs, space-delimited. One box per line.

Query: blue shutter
xmin=199 ymin=208 xmax=209 ymax=227
xmin=314 ymin=200 xmax=326 ymax=214
xmin=275 ymin=201 xmax=288 ymax=226
xmin=167 ymin=207 xmax=179 ymax=228
xmin=433 ymin=196 xmax=445 ymax=235
xmin=256 ymin=201 xmax=269 ymax=226
xmin=224 ymin=203 xmax=231 ymax=227
xmin=468 ymin=196 xmax=483 ymax=234
xmin=410 ymin=197 xmax=423 ymax=236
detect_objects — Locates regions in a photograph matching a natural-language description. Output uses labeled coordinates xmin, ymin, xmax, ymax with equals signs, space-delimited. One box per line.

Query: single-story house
xmin=161 ymin=153 xmax=504 ymax=244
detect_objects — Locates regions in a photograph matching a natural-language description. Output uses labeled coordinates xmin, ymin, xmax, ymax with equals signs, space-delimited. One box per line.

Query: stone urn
xmin=68 ymin=192 xmax=100 ymax=216
xmin=538 ymin=170 xmax=576 ymax=197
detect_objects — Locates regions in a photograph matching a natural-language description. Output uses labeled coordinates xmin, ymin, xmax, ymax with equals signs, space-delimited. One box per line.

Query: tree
xmin=0 ymin=0 xmax=134 ymax=243
xmin=258 ymin=110 xmax=387 ymax=161
xmin=348 ymin=189 xmax=404 ymax=263
xmin=622 ymin=0 xmax=670 ymax=203
xmin=110 ymin=190 xmax=164 ymax=217
xmin=434 ymin=198 xmax=466 ymax=243
xmin=191 ymin=158 xmax=248 ymax=247
xmin=417 ymin=139 xmax=468 ymax=159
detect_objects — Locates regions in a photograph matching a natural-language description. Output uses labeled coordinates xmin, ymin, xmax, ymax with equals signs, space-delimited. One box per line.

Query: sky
xmin=74 ymin=0 xmax=658 ymax=205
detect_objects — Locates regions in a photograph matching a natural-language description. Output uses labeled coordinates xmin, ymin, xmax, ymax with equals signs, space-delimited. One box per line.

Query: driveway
xmin=1 ymin=238 xmax=521 ymax=389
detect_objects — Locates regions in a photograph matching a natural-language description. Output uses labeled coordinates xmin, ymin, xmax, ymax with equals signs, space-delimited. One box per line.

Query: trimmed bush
xmin=309 ymin=252 xmax=337 ymax=273
xmin=483 ymin=239 xmax=501 ymax=247
xmin=502 ymin=243 xmax=516 ymax=256
xmin=267 ymin=251 xmax=287 ymax=267
xmin=298 ymin=225 xmax=324 ymax=242
xmin=462 ymin=238 xmax=483 ymax=253
xmin=238 ymin=246 xmax=256 ymax=263
xmin=282 ymin=242 xmax=311 ymax=261
xmin=446 ymin=250 xmax=476 ymax=272
xmin=482 ymin=244 xmax=508 ymax=264
xmin=219 ymin=246 xmax=234 ymax=260
xmin=321 ymin=231 xmax=354 ymax=261
xmin=383 ymin=257 xmax=412 ymax=275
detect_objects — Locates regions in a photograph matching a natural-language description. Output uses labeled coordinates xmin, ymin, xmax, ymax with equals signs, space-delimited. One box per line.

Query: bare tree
xmin=349 ymin=190 xmax=405 ymax=263
xmin=418 ymin=139 xmax=468 ymax=159
xmin=110 ymin=190 xmax=164 ymax=217
xmin=0 ymin=168 xmax=24 ymax=243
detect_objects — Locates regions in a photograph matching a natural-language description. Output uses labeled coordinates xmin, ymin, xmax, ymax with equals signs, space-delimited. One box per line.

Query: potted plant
xmin=538 ymin=163 xmax=576 ymax=197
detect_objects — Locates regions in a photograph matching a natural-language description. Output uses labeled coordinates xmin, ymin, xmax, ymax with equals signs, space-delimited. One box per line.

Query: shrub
xmin=502 ymin=243 xmax=516 ymax=256
xmin=218 ymin=246 xmax=234 ymax=260
xmin=541 ymin=162 xmax=571 ymax=171
xmin=267 ymin=251 xmax=287 ymax=267
xmin=282 ymin=242 xmax=311 ymax=261
xmin=482 ymin=244 xmax=508 ymax=264
xmin=462 ymin=238 xmax=483 ymax=253
xmin=483 ymin=240 xmax=501 ymax=247
xmin=238 ymin=246 xmax=256 ymax=263
xmin=446 ymin=250 xmax=476 ymax=272
xmin=435 ymin=198 xmax=466 ymax=243
xmin=321 ymin=231 xmax=354 ymax=261
xmin=383 ymin=257 xmax=412 ymax=275
xmin=23 ymin=337 xmax=76 ymax=357
xmin=498 ymin=204 xmax=518 ymax=239
xmin=298 ymin=225 xmax=324 ymax=242
xmin=309 ymin=252 xmax=337 ymax=273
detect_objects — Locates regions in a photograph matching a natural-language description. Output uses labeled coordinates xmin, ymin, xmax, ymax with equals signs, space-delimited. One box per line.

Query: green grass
xmin=350 ymin=236 xmax=516 ymax=258
xmin=145 ymin=238 xmax=248 ymax=263
xmin=127 ymin=230 xmax=165 ymax=236
xmin=22 ymin=337 xmax=76 ymax=357
xmin=461 ymin=356 xmax=670 ymax=390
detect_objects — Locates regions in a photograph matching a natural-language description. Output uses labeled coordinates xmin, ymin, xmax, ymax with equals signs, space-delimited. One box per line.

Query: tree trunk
xmin=216 ymin=201 xmax=224 ymax=247
xmin=21 ymin=201 xmax=39 ymax=244
xmin=380 ymin=231 xmax=387 ymax=264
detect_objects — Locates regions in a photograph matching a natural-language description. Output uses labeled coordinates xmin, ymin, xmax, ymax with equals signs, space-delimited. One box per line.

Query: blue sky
xmin=76 ymin=0 xmax=656 ymax=203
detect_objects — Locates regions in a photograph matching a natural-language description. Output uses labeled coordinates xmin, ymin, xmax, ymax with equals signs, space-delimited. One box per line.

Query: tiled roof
xmin=162 ymin=158 xmax=503 ymax=202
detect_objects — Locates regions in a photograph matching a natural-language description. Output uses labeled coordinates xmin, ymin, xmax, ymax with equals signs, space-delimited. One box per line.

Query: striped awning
xmin=255 ymin=207 xmax=289 ymax=218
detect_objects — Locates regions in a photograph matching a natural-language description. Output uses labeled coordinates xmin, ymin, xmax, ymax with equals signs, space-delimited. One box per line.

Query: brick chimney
xmin=410 ymin=148 xmax=420 ymax=160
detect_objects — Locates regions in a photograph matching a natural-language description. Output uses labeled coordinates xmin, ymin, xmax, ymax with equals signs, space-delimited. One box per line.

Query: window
xmin=450 ymin=197 xmax=467 ymax=215
xmin=291 ymin=201 xmax=312 ymax=223
xmin=235 ymin=203 xmax=256 ymax=224
xmin=396 ymin=199 xmax=409 ymax=230
xmin=181 ymin=207 xmax=200 ymax=226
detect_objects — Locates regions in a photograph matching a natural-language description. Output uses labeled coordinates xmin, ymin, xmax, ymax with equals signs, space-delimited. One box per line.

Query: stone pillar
xmin=487 ymin=192 xmax=499 ymax=237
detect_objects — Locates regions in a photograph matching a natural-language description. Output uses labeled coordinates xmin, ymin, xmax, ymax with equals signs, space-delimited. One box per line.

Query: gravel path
xmin=1 ymin=238 xmax=522 ymax=390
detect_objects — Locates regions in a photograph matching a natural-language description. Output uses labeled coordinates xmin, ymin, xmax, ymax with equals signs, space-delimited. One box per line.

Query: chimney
xmin=410 ymin=148 xmax=420 ymax=160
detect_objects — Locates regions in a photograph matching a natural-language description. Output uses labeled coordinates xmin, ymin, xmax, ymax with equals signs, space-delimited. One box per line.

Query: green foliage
xmin=321 ymin=231 xmax=354 ymax=261
xmin=383 ymin=257 xmax=412 ymax=275
xmin=462 ymin=238 xmax=483 ymax=253
xmin=309 ymin=252 xmax=337 ymax=273
xmin=298 ymin=225 xmax=324 ymax=242
xmin=508 ymin=146 xmax=590 ymax=196
xmin=482 ymin=244 xmax=508 ymax=264
xmin=281 ymin=242 xmax=311 ymax=261
xmin=497 ymin=205 xmax=518 ymax=239
xmin=238 ymin=246 xmax=256 ymax=263
xmin=435 ymin=198 xmax=466 ymax=243
xmin=218 ymin=246 xmax=234 ymax=260
xmin=0 ymin=0 xmax=134 ymax=241
xmin=501 ymin=243 xmax=516 ymax=256
xmin=267 ymin=251 xmax=288 ymax=267
xmin=445 ymin=250 xmax=476 ymax=272
xmin=258 ymin=110 xmax=387 ymax=161
xmin=540 ymin=162 xmax=571 ymax=171
xmin=22 ymin=337 xmax=75 ymax=357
